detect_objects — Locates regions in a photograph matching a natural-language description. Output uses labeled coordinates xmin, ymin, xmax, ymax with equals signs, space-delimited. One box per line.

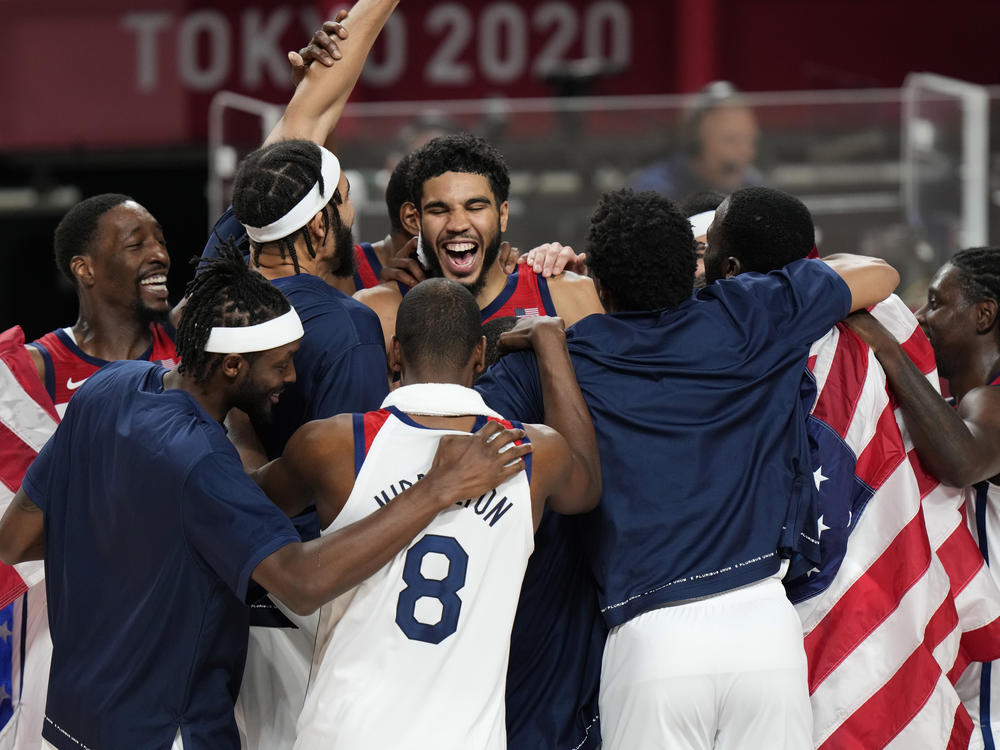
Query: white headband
xmin=242 ymin=146 xmax=342 ymax=244
xmin=689 ymin=210 xmax=716 ymax=240
xmin=204 ymin=308 xmax=304 ymax=353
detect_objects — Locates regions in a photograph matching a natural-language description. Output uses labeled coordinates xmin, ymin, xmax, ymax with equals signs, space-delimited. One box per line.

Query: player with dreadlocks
xmin=0 ymin=241 xmax=528 ymax=750
xmin=843 ymin=246 xmax=1000 ymax=743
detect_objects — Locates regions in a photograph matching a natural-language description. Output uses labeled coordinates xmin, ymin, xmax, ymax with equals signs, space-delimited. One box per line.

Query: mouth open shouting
xmin=441 ymin=238 xmax=480 ymax=277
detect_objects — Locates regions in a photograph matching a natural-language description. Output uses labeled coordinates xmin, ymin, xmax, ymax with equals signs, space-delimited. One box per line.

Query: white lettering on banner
xmin=242 ymin=8 xmax=293 ymax=88
xmin=121 ymin=2 xmax=633 ymax=94
xmin=532 ymin=2 xmax=578 ymax=76
xmin=425 ymin=4 xmax=475 ymax=85
xmin=179 ymin=11 xmax=231 ymax=90
xmin=121 ymin=12 xmax=171 ymax=93
xmin=362 ymin=14 xmax=406 ymax=86
xmin=479 ymin=3 xmax=528 ymax=84
xmin=584 ymin=1 xmax=631 ymax=68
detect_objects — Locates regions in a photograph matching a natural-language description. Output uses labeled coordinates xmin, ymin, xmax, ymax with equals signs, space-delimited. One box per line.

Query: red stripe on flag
xmin=854 ymin=404 xmax=906 ymax=491
xmin=900 ymin=326 xmax=938 ymax=377
xmin=805 ymin=512 xmax=931 ymax=691
xmin=936 ymin=524 xmax=986 ymax=597
xmin=0 ymin=566 xmax=27 ymax=611
xmin=363 ymin=409 xmax=392 ymax=453
xmin=818 ymin=597 xmax=956 ymax=750
xmin=813 ymin=327 xmax=869 ymax=438
xmin=807 ymin=354 xmax=817 ymax=372
xmin=947 ymin=701 xmax=975 ymax=750
xmin=907 ymin=449 xmax=940 ymax=499
xmin=0 ymin=421 xmax=38 ymax=494
xmin=955 ymin=618 xmax=1000 ymax=674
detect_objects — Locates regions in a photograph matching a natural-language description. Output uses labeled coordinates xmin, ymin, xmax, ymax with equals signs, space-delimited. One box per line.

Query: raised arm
xmin=822 ymin=253 xmax=900 ymax=312
xmin=844 ymin=310 xmax=1000 ymax=486
xmin=264 ymin=0 xmax=399 ymax=146
xmin=498 ymin=317 xmax=601 ymax=517
xmin=251 ymin=420 xmax=531 ymax=615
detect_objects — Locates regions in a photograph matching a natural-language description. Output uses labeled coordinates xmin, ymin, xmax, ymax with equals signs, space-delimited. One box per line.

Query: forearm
xmin=875 ymin=342 xmax=982 ymax=486
xmin=534 ymin=334 xmax=601 ymax=504
xmin=267 ymin=0 xmax=398 ymax=145
xmin=269 ymin=475 xmax=447 ymax=614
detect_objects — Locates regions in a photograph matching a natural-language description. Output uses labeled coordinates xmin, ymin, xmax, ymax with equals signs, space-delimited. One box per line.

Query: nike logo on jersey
xmin=66 ymin=376 xmax=88 ymax=390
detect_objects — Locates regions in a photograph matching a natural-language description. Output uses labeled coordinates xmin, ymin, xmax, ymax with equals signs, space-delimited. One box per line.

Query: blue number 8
xmin=395 ymin=534 xmax=469 ymax=644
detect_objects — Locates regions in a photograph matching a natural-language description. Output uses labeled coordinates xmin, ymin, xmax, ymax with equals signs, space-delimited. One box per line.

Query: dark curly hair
xmin=231 ymin=139 xmax=342 ymax=274
xmin=950 ymin=247 xmax=1000 ymax=309
xmin=586 ymin=189 xmax=695 ymax=312
xmin=53 ymin=193 xmax=134 ymax=283
xmin=407 ymin=133 xmax=510 ymax=210
xmin=396 ymin=278 xmax=483 ymax=372
xmin=714 ymin=187 xmax=815 ymax=274
xmin=385 ymin=151 xmax=416 ymax=232
xmin=175 ymin=240 xmax=291 ymax=384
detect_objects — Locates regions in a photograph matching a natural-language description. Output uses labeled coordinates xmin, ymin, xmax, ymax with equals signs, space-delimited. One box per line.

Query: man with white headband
xmin=0 ymin=245 xmax=528 ymax=750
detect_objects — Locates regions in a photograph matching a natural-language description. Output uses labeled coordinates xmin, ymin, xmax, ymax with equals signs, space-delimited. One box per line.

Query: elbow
xmin=276 ymin=581 xmax=322 ymax=617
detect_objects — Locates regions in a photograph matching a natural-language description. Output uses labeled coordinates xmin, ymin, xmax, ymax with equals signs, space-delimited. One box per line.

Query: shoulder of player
xmin=522 ymin=422 xmax=568 ymax=461
xmin=287 ymin=413 xmax=355 ymax=463
xmin=25 ymin=345 xmax=46 ymax=383
xmin=958 ymin=383 xmax=1000 ymax=429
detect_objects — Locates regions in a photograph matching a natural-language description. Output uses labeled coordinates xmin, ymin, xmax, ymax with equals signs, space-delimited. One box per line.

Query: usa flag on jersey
xmin=785 ymin=296 xmax=1000 ymax=748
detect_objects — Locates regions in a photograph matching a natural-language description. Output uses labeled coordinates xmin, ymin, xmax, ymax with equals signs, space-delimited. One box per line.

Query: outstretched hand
xmin=497 ymin=316 xmax=566 ymax=354
xmin=425 ymin=421 xmax=531 ymax=508
xmin=289 ymin=10 xmax=350 ymax=86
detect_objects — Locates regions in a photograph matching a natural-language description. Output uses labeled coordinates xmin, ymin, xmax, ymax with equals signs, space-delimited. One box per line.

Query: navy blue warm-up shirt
xmin=22 ymin=361 xmax=300 ymax=750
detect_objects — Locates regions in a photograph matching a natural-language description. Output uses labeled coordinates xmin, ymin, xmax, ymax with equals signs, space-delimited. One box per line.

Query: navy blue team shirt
xmin=21 ymin=361 xmax=300 ymax=750
xmin=264 ymin=273 xmax=388 ymax=459
xmin=477 ymin=258 xmax=851 ymax=629
xmin=203 ymin=208 xmax=389 ymax=460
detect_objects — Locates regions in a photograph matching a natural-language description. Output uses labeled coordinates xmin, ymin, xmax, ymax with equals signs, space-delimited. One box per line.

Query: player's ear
xmin=400 ymin=202 xmax=419 ymax=237
xmin=220 ymin=353 xmax=244 ymax=380
xmin=472 ymin=335 xmax=487 ymax=376
xmin=499 ymin=201 xmax=509 ymax=233
xmin=306 ymin=208 xmax=328 ymax=246
xmin=976 ymin=298 xmax=999 ymax=334
xmin=387 ymin=336 xmax=403 ymax=377
xmin=402 ymin=204 xmax=421 ymax=237
xmin=70 ymin=254 xmax=95 ymax=287
xmin=723 ymin=256 xmax=743 ymax=279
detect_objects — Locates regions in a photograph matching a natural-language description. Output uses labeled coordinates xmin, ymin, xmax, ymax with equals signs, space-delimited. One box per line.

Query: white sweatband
xmin=204 ymin=308 xmax=304 ymax=353
xmin=242 ymin=146 xmax=342 ymax=243
xmin=689 ymin=210 xmax=716 ymax=240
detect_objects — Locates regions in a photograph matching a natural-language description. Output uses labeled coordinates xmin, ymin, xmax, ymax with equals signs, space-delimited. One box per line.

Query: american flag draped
xmin=0 ymin=326 xmax=57 ymax=605
xmin=785 ymin=296 xmax=1000 ymax=748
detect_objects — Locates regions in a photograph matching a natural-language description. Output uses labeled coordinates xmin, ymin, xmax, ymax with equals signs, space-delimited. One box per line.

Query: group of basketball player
xmin=3 ymin=1 xmax=1000 ymax=749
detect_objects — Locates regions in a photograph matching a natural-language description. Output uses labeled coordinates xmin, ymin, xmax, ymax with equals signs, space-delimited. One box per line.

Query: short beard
xmin=422 ymin=227 xmax=502 ymax=299
xmin=326 ymin=207 xmax=357 ymax=279
xmin=134 ymin=298 xmax=170 ymax=327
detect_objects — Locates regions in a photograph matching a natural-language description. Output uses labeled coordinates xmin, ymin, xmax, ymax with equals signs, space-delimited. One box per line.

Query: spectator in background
xmin=632 ymin=81 xmax=763 ymax=202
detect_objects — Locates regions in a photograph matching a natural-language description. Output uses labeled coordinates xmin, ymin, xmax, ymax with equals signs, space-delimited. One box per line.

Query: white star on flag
xmin=817 ymin=515 xmax=832 ymax=540
xmin=813 ymin=466 xmax=829 ymax=490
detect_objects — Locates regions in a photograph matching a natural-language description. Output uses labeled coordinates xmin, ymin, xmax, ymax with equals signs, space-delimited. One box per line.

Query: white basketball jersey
xmin=960 ymin=480 xmax=1000 ymax=747
xmin=294 ymin=404 xmax=535 ymax=750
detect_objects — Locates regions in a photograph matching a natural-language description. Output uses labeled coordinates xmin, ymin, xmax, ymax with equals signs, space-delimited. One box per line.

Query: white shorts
xmin=599 ymin=576 xmax=812 ymax=750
